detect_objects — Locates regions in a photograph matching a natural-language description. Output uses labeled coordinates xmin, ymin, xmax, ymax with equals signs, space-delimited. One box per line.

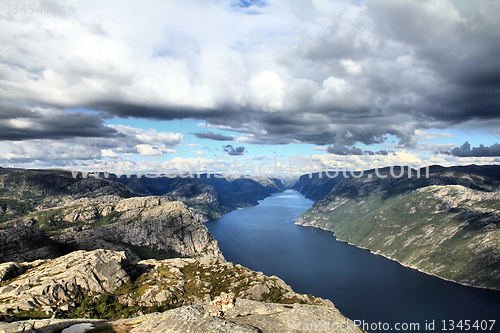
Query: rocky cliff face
xmin=29 ymin=195 xmax=223 ymax=261
xmin=296 ymin=165 xmax=500 ymax=290
xmin=0 ymin=226 xmax=64 ymax=263
xmin=292 ymin=172 xmax=343 ymax=200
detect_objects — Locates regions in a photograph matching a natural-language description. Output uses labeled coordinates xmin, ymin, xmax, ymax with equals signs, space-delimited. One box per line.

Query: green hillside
xmin=296 ymin=166 xmax=500 ymax=290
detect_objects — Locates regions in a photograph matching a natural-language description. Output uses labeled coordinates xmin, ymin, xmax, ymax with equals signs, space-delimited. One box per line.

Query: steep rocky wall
xmin=50 ymin=196 xmax=223 ymax=261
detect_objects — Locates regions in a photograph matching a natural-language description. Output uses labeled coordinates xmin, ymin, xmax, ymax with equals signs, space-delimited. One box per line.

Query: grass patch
xmin=11 ymin=310 xmax=50 ymax=319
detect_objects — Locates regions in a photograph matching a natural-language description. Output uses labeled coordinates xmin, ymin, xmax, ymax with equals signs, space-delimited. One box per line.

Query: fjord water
xmin=205 ymin=190 xmax=500 ymax=333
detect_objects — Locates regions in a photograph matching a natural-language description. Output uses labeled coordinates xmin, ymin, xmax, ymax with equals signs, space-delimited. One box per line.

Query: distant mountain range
xmin=294 ymin=165 xmax=500 ymax=290
xmin=111 ymin=173 xmax=285 ymax=221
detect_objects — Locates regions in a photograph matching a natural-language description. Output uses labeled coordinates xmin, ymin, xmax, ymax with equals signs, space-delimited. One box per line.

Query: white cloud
xmin=341 ymin=59 xmax=362 ymax=74
xmin=249 ymin=71 xmax=285 ymax=111
xmin=136 ymin=144 xmax=162 ymax=156
xmin=0 ymin=124 xmax=182 ymax=163
xmin=101 ymin=149 xmax=119 ymax=158
xmin=1 ymin=0 xmax=500 ymax=169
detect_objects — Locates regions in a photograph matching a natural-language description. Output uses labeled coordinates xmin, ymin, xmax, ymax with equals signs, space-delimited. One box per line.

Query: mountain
xmin=296 ymin=165 xmax=500 ymax=290
xmin=1 ymin=194 xmax=222 ymax=263
xmin=112 ymin=174 xmax=285 ymax=221
xmin=0 ymin=169 xmax=221 ymax=263
xmin=0 ymin=168 xmax=285 ymax=262
xmin=0 ymin=168 xmax=285 ymax=225
xmin=291 ymin=172 xmax=343 ymax=200
xmin=0 ymin=249 xmax=362 ymax=333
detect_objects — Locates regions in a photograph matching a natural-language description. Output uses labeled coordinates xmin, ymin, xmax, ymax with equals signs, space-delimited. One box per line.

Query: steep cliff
xmin=1 ymin=195 xmax=223 ymax=262
xmin=291 ymin=172 xmax=343 ymax=200
xmin=0 ymin=226 xmax=64 ymax=263
xmin=296 ymin=165 xmax=500 ymax=290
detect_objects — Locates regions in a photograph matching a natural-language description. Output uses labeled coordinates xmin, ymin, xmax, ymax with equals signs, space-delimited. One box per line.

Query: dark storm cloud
xmin=89 ymin=102 xmax=235 ymax=122
xmin=223 ymin=145 xmax=246 ymax=156
xmin=254 ymin=110 xmax=415 ymax=146
xmin=364 ymin=1 xmax=500 ymax=124
xmin=364 ymin=149 xmax=389 ymax=156
xmin=2 ymin=1 xmax=500 ymax=151
xmin=327 ymin=144 xmax=363 ymax=155
xmin=0 ymin=104 xmax=118 ymax=141
xmin=0 ymin=101 xmax=35 ymax=119
xmin=450 ymin=142 xmax=500 ymax=157
xmin=326 ymin=144 xmax=390 ymax=156
xmin=194 ymin=131 xmax=234 ymax=141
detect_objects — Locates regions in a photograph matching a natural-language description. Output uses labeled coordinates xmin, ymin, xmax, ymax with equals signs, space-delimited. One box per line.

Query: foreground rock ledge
xmin=0 ymin=298 xmax=363 ymax=333
xmin=0 ymin=249 xmax=363 ymax=332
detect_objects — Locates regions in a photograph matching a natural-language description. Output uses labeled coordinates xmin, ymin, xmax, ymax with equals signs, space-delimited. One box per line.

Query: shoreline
xmin=295 ymin=221 xmax=500 ymax=293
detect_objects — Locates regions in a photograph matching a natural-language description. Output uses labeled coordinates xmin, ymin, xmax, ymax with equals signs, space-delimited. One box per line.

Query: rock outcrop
xmin=110 ymin=298 xmax=363 ymax=333
xmin=51 ymin=196 xmax=223 ymax=260
xmin=1 ymin=194 xmax=222 ymax=263
xmin=0 ymin=250 xmax=129 ymax=314
xmin=0 ymin=249 xmax=347 ymax=330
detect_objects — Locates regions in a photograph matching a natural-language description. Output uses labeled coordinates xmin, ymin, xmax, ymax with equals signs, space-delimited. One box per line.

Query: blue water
xmin=205 ymin=190 xmax=500 ymax=333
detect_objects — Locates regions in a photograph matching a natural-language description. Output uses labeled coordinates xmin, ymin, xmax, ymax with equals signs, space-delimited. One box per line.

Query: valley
xmin=1 ymin=165 xmax=500 ymax=332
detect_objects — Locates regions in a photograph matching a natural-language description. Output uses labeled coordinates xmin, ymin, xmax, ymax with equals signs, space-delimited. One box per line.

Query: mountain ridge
xmin=295 ymin=164 xmax=500 ymax=290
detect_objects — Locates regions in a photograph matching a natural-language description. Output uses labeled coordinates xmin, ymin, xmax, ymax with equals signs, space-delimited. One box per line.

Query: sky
xmin=1 ymin=0 xmax=500 ymax=177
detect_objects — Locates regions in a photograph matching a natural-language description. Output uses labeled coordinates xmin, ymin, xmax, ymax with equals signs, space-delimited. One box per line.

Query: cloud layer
xmin=194 ymin=131 xmax=234 ymax=142
xmin=1 ymin=0 xmax=500 ymax=165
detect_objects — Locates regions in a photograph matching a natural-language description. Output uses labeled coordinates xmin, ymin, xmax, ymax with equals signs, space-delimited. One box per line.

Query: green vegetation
xmin=10 ymin=310 xmax=51 ymax=320
xmin=92 ymin=210 xmax=120 ymax=228
xmin=298 ymin=171 xmax=500 ymax=290
xmin=35 ymin=208 xmax=66 ymax=231
xmin=50 ymin=259 xmax=310 ymax=320
xmin=262 ymin=287 xmax=284 ymax=303
xmin=0 ymin=198 xmax=33 ymax=222
xmin=67 ymin=292 xmax=156 ymax=319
